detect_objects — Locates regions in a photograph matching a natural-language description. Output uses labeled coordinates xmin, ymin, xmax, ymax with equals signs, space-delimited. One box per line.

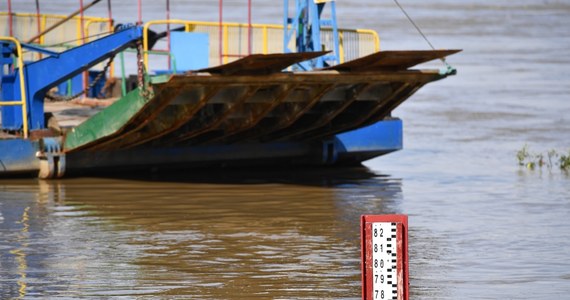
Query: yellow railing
xmin=143 ymin=20 xmax=380 ymax=70
xmin=0 ymin=12 xmax=114 ymax=96
xmin=0 ymin=12 xmax=111 ymax=61
xmin=143 ymin=20 xmax=282 ymax=70
xmin=0 ymin=37 xmax=29 ymax=138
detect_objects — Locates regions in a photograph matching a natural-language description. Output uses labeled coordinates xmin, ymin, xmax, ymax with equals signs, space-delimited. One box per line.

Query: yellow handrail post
xmin=339 ymin=31 xmax=345 ymax=63
xmin=356 ymin=29 xmax=381 ymax=51
xmin=262 ymin=26 xmax=268 ymax=54
xmin=223 ymin=24 xmax=229 ymax=64
xmin=143 ymin=23 xmax=150 ymax=70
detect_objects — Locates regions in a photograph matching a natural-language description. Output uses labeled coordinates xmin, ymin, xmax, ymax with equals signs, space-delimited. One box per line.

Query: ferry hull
xmin=0 ymin=119 xmax=401 ymax=176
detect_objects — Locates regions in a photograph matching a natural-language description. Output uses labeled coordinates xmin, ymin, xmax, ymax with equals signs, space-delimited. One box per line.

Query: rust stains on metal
xmin=324 ymin=49 xmax=461 ymax=72
xmin=305 ymin=82 xmax=417 ymax=140
xmin=265 ymin=83 xmax=372 ymax=141
xmin=205 ymin=83 xmax=299 ymax=144
xmin=164 ymin=85 xmax=261 ymax=145
xmin=64 ymin=49 xmax=461 ymax=152
xmin=113 ymin=86 xmax=221 ymax=149
xmin=196 ymin=51 xmax=329 ymax=75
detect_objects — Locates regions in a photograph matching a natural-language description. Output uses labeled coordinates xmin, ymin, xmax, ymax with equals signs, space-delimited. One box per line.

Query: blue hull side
xmin=335 ymin=118 xmax=403 ymax=164
xmin=0 ymin=119 xmax=402 ymax=177
xmin=0 ymin=139 xmax=39 ymax=175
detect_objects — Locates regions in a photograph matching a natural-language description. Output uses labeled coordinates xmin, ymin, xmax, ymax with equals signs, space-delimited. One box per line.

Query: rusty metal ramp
xmin=325 ymin=49 xmax=461 ymax=72
xmin=196 ymin=51 xmax=329 ymax=75
xmin=64 ymin=50 xmax=460 ymax=153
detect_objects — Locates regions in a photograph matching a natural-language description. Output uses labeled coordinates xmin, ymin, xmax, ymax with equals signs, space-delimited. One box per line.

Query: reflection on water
xmin=0 ymin=168 xmax=405 ymax=299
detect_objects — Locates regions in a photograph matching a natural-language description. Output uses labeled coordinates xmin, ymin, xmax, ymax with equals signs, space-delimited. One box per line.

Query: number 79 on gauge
xmin=361 ymin=215 xmax=408 ymax=300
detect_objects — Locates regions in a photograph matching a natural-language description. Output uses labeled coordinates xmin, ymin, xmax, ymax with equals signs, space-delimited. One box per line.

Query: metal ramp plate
xmin=63 ymin=51 xmax=457 ymax=153
xmin=325 ymin=49 xmax=461 ymax=72
xmin=196 ymin=52 xmax=329 ymax=75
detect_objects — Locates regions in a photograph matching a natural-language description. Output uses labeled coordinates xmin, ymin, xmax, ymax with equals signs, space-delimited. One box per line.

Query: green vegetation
xmin=517 ymin=145 xmax=570 ymax=171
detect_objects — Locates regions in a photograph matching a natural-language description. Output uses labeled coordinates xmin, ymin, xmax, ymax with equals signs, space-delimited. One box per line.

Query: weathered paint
xmin=63 ymin=87 xmax=155 ymax=151
xmin=197 ymin=51 xmax=328 ymax=75
xmin=361 ymin=214 xmax=409 ymax=300
xmin=1 ymin=118 xmax=402 ymax=176
xmin=63 ymin=121 xmax=402 ymax=172
xmin=0 ymin=139 xmax=40 ymax=174
xmin=63 ymin=67 xmax=445 ymax=153
xmin=326 ymin=49 xmax=461 ymax=72
xmin=336 ymin=119 xmax=402 ymax=153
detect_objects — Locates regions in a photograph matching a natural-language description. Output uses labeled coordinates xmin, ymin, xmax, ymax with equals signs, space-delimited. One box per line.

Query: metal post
xmin=35 ymin=0 xmax=41 ymax=39
xmin=7 ymin=0 xmax=13 ymax=36
xmin=166 ymin=0 xmax=171 ymax=70
xmin=107 ymin=0 xmax=114 ymax=78
xmin=283 ymin=0 xmax=288 ymax=53
xmin=283 ymin=0 xmax=339 ymax=69
xmin=35 ymin=0 xmax=42 ymax=60
xmin=248 ymin=0 xmax=252 ymax=55
xmin=330 ymin=2 xmax=340 ymax=65
xmin=309 ymin=1 xmax=322 ymax=68
xmin=138 ymin=0 xmax=142 ymax=25
xmin=107 ymin=0 xmax=113 ymax=26
xmin=120 ymin=52 xmax=126 ymax=96
xmin=80 ymin=0 xmax=88 ymax=99
xmin=219 ymin=0 xmax=223 ymax=65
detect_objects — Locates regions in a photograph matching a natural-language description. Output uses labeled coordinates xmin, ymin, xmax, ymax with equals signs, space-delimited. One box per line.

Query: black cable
xmin=393 ymin=0 xmax=446 ymax=63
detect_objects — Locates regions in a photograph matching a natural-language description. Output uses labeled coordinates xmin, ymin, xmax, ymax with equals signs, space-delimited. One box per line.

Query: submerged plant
xmin=547 ymin=149 xmax=557 ymax=170
xmin=560 ymin=150 xmax=570 ymax=170
xmin=517 ymin=145 xmax=530 ymax=166
xmin=516 ymin=146 xmax=570 ymax=171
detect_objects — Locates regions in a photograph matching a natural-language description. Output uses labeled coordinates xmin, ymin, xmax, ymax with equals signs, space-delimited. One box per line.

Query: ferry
xmin=0 ymin=0 xmax=459 ymax=178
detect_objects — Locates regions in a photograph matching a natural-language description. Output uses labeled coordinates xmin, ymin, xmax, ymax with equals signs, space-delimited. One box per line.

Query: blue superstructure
xmin=284 ymin=0 xmax=340 ymax=69
xmin=1 ymin=26 xmax=142 ymax=131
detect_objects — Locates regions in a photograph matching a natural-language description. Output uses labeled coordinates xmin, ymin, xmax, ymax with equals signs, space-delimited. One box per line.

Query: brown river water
xmin=2 ymin=1 xmax=570 ymax=299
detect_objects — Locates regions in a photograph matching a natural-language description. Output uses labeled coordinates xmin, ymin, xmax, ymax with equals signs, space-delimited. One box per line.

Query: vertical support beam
xmin=107 ymin=0 xmax=115 ymax=78
xmin=166 ymin=0 xmax=171 ymax=70
xmin=339 ymin=31 xmax=345 ymax=63
xmin=262 ymin=26 xmax=268 ymax=54
xmin=219 ymin=0 xmax=223 ymax=65
xmin=283 ymin=0 xmax=288 ymax=53
xmin=120 ymin=52 xmax=126 ymax=96
xmin=35 ymin=0 xmax=41 ymax=39
xmin=40 ymin=15 xmax=47 ymax=45
xmin=248 ymin=0 xmax=252 ymax=55
xmin=7 ymin=0 xmax=13 ymax=36
xmin=283 ymin=0 xmax=339 ymax=69
xmin=309 ymin=0 xmax=322 ymax=68
xmin=223 ymin=25 xmax=229 ymax=64
xmin=107 ymin=0 xmax=114 ymax=29
xmin=137 ymin=0 xmax=142 ymax=25
xmin=35 ymin=0 xmax=42 ymax=60
xmin=330 ymin=1 xmax=340 ymax=64
xmin=80 ymin=0 xmax=88 ymax=99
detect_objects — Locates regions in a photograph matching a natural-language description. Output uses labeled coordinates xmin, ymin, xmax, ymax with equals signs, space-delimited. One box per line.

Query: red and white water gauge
xmin=361 ymin=215 xmax=409 ymax=300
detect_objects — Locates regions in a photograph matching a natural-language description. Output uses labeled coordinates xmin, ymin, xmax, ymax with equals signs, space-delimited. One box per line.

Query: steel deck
xmin=64 ymin=50 xmax=458 ymax=153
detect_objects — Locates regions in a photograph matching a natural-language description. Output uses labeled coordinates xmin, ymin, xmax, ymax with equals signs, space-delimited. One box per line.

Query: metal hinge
xmin=36 ymin=138 xmax=66 ymax=179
